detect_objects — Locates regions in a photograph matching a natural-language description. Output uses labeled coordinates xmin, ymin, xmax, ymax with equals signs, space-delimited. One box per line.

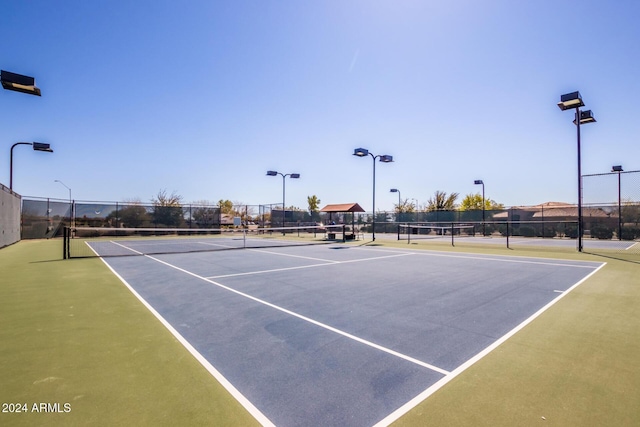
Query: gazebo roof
xmin=319 ymin=203 xmax=365 ymax=213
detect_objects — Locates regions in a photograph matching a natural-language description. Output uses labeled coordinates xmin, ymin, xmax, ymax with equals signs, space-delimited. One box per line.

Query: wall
xmin=0 ymin=183 xmax=21 ymax=248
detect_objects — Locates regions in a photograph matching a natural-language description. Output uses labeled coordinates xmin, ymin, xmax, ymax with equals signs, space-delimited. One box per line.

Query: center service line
xmin=207 ymin=251 xmax=415 ymax=279
xmin=146 ymin=253 xmax=450 ymax=376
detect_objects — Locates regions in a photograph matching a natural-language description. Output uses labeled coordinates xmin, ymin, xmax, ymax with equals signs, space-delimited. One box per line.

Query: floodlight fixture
xmin=390 ymin=188 xmax=399 ymax=193
xmin=557 ymin=90 xmax=596 ymax=252
xmin=352 ymin=147 xmax=394 ymax=241
xmin=474 ymin=180 xmax=483 ymax=185
xmin=557 ymin=91 xmax=584 ymax=111
xmin=1 ymin=70 xmax=41 ymax=96
xmin=33 ymin=142 xmax=53 ymax=152
xmin=612 ymin=165 xmax=623 ymax=172
xmin=573 ymin=110 xmax=596 ymax=125
xmin=266 ymin=170 xmax=301 ymax=228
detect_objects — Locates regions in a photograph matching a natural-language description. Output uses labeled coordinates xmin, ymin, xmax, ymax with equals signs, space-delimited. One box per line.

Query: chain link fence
xmin=17 ymin=172 xmax=639 ymax=261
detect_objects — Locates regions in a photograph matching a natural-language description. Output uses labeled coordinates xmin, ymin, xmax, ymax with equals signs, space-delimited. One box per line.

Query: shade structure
xmin=319 ymin=203 xmax=365 ymax=213
xmin=320 ymin=203 xmax=365 ymax=239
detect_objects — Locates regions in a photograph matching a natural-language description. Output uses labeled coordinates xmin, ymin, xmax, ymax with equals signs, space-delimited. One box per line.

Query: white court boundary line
xmin=143 ymin=253 xmax=450 ymax=376
xmin=93 ymin=241 xmax=606 ymax=426
xmin=97 ymin=256 xmax=276 ymax=427
xmin=373 ymin=261 xmax=607 ymax=427
xmin=353 ymin=245 xmax=601 ymax=269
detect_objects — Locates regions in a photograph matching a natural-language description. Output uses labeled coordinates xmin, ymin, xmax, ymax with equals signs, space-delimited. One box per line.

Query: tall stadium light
xmin=1 ymin=70 xmax=41 ymax=96
xmin=558 ymin=91 xmax=596 ymax=252
xmin=10 ymin=142 xmax=53 ymax=190
xmin=353 ymin=148 xmax=393 ymax=241
xmin=55 ymin=180 xmax=73 ymax=229
xmin=612 ymin=165 xmax=623 ymax=241
xmin=266 ymin=170 xmax=300 ymax=229
xmin=474 ymin=179 xmax=485 ymax=235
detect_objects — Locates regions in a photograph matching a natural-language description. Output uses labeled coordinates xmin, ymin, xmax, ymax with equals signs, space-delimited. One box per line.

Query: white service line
xmin=207 ymin=262 xmax=335 ymax=279
xmin=206 ymin=252 xmax=416 ymax=279
xmin=248 ymin=248 xmax=343 ymax=263
xmin=147 ymin=253 xmax=450 ymax=376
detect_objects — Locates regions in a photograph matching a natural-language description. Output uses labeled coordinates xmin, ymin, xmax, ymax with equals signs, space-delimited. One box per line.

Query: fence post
xmin=451 ymin=222 xmax=455 ymax=246
xmin=63 ymin=226 xmax=68 ymax=259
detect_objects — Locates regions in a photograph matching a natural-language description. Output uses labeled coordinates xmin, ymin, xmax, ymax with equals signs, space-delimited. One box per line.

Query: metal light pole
xmin=10 ymin=142 xmax=53 ymax=190
xmin=266 ymin=170 xmax=300 ymax=228
xmin=353 ymin=148 xmax=393 ymax=241
xmin=55 ymin=180 xmax=73 ymax=228
xmin=474 ymin=179 xmax=485 ymax=235
xmin=612 ymin=165 xmax=623 ymax=240
xmin=558 ymin=92 xmax=596 ymax=252
xmin=389 ymin=188 xmax=402 ymax=221
xmin=390 ymin=188 xmax=401 ymax=219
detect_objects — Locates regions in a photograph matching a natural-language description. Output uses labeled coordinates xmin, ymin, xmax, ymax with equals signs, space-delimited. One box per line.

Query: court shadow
xmin=583 ymin=251 xmax=640 ymax=265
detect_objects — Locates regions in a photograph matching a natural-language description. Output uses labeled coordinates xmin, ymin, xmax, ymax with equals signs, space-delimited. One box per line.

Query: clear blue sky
xmin=2 ymin=1 xmax=639 ymax=211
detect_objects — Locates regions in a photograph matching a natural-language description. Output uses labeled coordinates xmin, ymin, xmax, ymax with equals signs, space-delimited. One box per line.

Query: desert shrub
xmin=520 ymin=226 xmax=535 ymax=237
xmin=621 ymin=225 xmax=640 ymax=240
xmin=590 ymin=223 xmax=614 ymax=240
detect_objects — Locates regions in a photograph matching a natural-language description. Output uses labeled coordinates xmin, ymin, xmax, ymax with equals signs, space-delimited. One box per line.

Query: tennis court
xmin=91 ymin=237 xmax=604 ymax=427
xmin=393 ymin=224 xmax=639 ymax=252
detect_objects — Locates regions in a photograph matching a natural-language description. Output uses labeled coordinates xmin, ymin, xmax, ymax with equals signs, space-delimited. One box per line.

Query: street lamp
xmin=266 ymin=170 xmax=300 ymax=228
xmin=55 ymin=180 xmax=73 ymax=228
xmin=390 ymin=188 xmax=401 ymax=222
xmin=1 ymin=70 xmax=41 ymax=96
xmin=612 ymin=165 xmax=623 ymax=241
xmin=10 ymin=142 xmax=53 ymax=190
xmin=474 ymin=179 xmax=485 ymax=235
xmin=353 ymin=148 xmax=393 ymax=241
xmin=558 ymin=91 xmax=596 ymax=252
xmin=390 ymin=188 xmax=401 ymax=208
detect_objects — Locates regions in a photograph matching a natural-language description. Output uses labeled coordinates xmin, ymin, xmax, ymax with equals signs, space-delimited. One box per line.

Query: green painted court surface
xmin=1 ymin=239 xmax=639 ymax=426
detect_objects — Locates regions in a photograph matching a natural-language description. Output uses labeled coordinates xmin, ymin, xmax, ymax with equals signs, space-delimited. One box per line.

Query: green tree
xmin=426 ymin=191 xmax=458 ymax=211
xmin=218 ymin=199 xmax=234 ymax=215
xmin=307 ymin=195 xmax=321 ymax=220
xmin=394 ymin=198 xmax=416 ymax=214
xmin=394 ymin=198 xmax=416 ymax=222
xmin=151 ymin=190 xmax=183 ymax=227
xmin=459 ymin=193 xmax=504 ymax=211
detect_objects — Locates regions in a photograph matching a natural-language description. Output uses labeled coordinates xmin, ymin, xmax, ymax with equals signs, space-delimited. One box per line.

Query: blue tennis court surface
xmin=99 ymin=244 xmax=604 ymax=426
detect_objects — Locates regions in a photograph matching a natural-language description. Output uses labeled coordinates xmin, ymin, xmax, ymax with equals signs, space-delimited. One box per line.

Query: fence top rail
xmin=582 ymin=169 xmax=640 ymax=178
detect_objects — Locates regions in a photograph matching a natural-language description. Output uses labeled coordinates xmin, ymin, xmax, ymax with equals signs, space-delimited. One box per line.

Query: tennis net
xmin=397 ymin=223 xmax=476 ymax=244
xmin=63 ymin=225 xmax=346 ymax=258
